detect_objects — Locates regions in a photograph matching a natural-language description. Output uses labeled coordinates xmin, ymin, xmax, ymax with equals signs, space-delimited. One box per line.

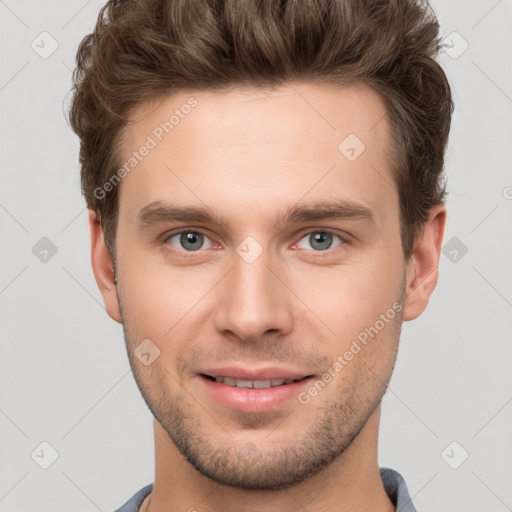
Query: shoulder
xmin=113 ymin=483 xmax=153 ymax=512
xmin=380 ymin=467 xmax=418 ymax=512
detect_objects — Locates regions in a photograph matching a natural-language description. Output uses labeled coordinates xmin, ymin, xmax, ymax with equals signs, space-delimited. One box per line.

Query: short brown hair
xmin=67 ymin=0 xmax=453 ymax=260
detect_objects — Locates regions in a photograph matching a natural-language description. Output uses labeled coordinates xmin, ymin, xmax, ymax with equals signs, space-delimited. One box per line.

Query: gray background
xmin=1 ymin=1 xmax=511 ymax=511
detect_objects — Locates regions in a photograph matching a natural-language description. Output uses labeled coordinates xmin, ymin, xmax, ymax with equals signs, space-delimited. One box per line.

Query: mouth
xmin=200 ymin=374 xmax=312 ymax=389
xmin=198 ymin=372 xmax=316 ymax=413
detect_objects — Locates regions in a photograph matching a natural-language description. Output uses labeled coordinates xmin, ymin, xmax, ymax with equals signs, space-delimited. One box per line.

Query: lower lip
xmin=199 ymin=375 xmax=314 ymax=413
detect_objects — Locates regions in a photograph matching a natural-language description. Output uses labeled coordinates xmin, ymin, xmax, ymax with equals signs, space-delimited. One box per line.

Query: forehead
xmin=123 ymin=81 xmax=389 ymax=151
xmin=117 ymin=82 xmax=396 ymax=228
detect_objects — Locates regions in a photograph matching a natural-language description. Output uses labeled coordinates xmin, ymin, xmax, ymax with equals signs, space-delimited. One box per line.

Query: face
xmin=108 ymin=82 xmax=409 ymax=490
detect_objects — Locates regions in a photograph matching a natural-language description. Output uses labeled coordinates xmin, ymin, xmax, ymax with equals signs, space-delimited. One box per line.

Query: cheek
xmin=291 ymin=256 xmax=402 ymax=336
xmin=118 ymin=258 xmax=219 ymax=355
xmin=119 ymin=280 xmax=180 ymax=342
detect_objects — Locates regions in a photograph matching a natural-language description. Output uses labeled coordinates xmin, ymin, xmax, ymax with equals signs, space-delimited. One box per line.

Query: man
xmin=68 ymin=0 xmax=453 ymax=510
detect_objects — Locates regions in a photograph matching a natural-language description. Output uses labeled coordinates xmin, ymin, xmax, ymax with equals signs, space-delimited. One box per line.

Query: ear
xmin=88 ymin=209 xmax=122 ymax=323
xmin=402 ymin=204 xmax=447 ymax=321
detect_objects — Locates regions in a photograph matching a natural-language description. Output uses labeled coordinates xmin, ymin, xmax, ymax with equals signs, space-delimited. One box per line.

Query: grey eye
xmin=296 ymin=232 xmax=342 ymax=251
xmin=166 ymin=231 xmax=213 ymax=251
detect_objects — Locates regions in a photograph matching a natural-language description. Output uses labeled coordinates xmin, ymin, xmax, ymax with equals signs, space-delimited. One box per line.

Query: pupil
xmin=181 ymin=232 xmax=203 ymax=251
xmin=311 ymin=232 xmax=332 ymax=251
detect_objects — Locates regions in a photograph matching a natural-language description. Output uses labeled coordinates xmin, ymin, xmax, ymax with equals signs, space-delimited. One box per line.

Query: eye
xmin=164 ymin=230 xmax=215 ymax=252
xmin=294 ymin=231 xmax=344 ymax=251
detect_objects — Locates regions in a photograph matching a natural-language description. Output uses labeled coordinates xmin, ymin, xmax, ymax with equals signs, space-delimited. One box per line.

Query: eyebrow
xmin=135 ymin=199 xmax=375 ymax=231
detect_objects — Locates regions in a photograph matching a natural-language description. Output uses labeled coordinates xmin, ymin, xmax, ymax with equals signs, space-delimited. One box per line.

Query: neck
xmin=146 ymin=406 xmax=395 ymax=512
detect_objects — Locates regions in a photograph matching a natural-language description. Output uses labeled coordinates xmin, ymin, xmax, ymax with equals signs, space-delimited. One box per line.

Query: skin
xmin=89 ymin=82 xmax=445 ymax=512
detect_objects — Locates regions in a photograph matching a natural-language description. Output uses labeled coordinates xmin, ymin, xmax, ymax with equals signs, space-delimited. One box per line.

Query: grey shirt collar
xmin=114 ymin=466 xmax=418 ymax=512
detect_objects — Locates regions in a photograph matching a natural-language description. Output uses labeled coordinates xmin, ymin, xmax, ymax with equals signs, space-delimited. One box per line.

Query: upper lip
xmin=199 ymin=366 xmax=313 ymax=381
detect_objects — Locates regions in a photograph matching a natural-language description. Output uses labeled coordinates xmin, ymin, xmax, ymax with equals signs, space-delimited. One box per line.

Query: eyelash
xmin=161 ymin=228 xmax=347 ymax=256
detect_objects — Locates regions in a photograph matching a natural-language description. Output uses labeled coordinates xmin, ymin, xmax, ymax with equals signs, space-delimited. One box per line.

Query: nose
xmin=212 ymin=246 xmax=293 ymax=343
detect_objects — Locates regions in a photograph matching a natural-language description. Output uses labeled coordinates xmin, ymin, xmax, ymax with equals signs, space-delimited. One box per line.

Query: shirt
xmin=113 ymin=467 xmax=418 ymax=512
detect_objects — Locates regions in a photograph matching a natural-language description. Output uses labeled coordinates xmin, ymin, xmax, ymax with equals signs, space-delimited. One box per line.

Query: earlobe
xmin=402 ymin=205 xmax=447 ymax=321
xmin=88 ymin=209 xmax=122 ymax=323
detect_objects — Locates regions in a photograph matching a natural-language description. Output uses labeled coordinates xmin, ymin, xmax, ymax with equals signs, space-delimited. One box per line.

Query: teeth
xmin=234 ymin=379 xmax=253 ymax=388
xmin=212 ymin=376 xmax=300 ymax=388
xmin=254 ymin=380 xmax=273 ymax=389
